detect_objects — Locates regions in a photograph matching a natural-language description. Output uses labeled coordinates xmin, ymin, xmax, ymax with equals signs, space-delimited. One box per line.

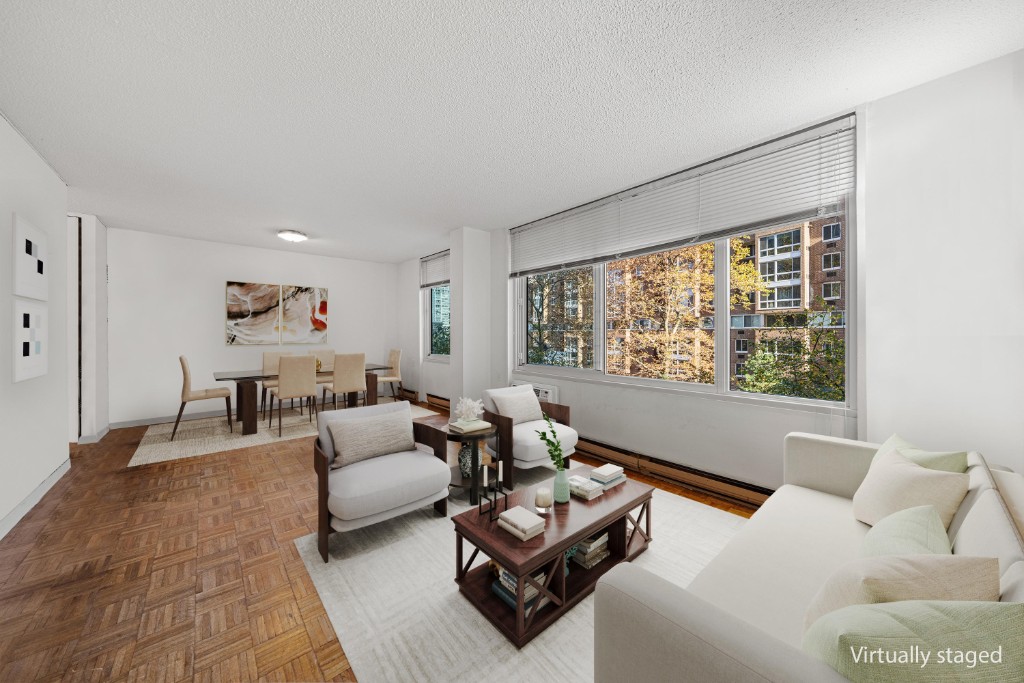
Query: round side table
xmin=442 ymin=424 xmax=498 ymax=505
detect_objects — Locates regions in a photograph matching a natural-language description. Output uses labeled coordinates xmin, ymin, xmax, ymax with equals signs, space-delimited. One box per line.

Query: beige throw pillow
xmin=874 ymin=434 xmax=968 ymax=473
xmin=327 ymin=408 xmax=415 ymax=469
xmin=492 ymin=390 xmax=543 ymax=425
xmin=852 ymin=449 xmax=969 ymax=528
xmin=804 ymin=555 xmax=1000 ymax=630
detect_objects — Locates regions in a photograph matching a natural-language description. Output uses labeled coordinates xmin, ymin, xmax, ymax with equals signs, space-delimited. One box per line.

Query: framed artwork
xmin=13 ymin=214 xmax=48 ymax=301
xmin=13 ymin=299 xmax=47 ymax=382
xmin=280 ymin=285 xmax=328 ymax=344
xmin=225 ymin=282 xmax=282 ymax=345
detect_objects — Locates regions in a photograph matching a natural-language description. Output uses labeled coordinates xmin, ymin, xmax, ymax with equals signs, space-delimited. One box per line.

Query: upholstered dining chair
xmin=311 ymin=348 xmax=335 ymax=403
xmin=377 ymin=348 xmax=403 ymax=400
xmin=268 ymin=354 xmax=317 ymax=436
xmin=171 ymin=355 xmax=232 ymax=441
xmin=482 ymin=383 xmax=577 ymax=489
xmin=260 ymin=351 xmax=289 ymax=418
xmin=321 ymin=353 xmax=366 ymax=409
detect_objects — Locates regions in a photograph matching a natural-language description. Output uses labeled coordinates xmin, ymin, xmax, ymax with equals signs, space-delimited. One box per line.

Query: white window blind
xmin=420 ymin=250 xmax=450 ymax=288
xmin=510 ymin=115 xmax=855 ymax=276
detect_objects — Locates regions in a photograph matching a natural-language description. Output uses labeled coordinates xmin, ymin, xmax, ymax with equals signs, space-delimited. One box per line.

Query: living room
xmin=1 ymin=2 xmax=1023 ymax=681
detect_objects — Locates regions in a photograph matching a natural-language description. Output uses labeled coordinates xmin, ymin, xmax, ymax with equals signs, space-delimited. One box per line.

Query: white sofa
xmin=594 ymin=433 xmax=1024 ymax=682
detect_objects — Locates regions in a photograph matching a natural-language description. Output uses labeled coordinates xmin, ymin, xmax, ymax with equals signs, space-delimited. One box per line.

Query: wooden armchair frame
xmin=484 ymin=401 xmax=571 ymax=490
xmin=313 ymin=420 xmax=448 ymax=562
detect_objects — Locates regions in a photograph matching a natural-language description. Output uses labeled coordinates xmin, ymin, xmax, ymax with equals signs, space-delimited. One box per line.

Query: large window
xmin=605 ymin=242 xmax=718 ymax=384
xmin=429 ymin=285 xmax=450 ymax=355
xmin=526 ymin=268 xmax=594 ymax=368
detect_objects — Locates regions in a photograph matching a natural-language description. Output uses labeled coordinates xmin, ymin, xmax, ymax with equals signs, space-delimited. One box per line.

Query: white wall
xmin=450 ymin=227 xmax=491 ymax=401
xmin=863 ymin=49 xmax=1024 ymax=472
xmin=0 ymin=115 xmax=69 ymax=528
xmin=107 ymin=229 xmax=399 ymax=424
xmin=396 ymin=258 xmax=422 ymax=396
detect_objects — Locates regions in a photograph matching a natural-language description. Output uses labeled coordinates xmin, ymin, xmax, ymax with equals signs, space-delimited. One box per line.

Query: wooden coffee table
xmin=452 ymin=467 xmax=653 ymax=648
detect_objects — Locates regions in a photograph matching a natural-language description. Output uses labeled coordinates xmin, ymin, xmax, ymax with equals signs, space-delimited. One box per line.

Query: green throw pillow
xmin=863 ymin=505 xmax=951 ymax=556
xmin=875 ymin=434 xmax=968 ymax=473
xmin=802 ymin=600 xmax=1024 ymax=682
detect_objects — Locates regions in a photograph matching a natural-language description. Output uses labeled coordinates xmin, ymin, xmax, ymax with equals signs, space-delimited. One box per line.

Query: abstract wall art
xmin=13 ymin=298 xmax=47 ymax=382
xmin=13 ymin=214 xmax=48 ymax=301
xmin=280 ymin=285 xmax=328 ymax=344
xmin=225 ymin=282 xmax=282 ymax=345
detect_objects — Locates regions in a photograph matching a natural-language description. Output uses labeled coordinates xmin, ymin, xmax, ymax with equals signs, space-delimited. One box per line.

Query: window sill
xmin=423 ymin=355 xmax=450 ymax=365
xmin=512 ymin=365 xmax=854 ymax=417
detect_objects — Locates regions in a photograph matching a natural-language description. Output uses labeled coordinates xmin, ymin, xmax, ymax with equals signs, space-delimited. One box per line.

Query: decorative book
xmin=499 ymin=506 xmax=546 ymax=535
xmin=591 ymin=463 xmax=625 ymax=483
xmin=572 ymin=546 xmax=611 ymax=569
xmin=568 ymin=475 xmax=604 ymax=500
xmin=593 ymin=474 xmax=627 ymax=491
xmin=449 ymin=419 xmax=492 ymax=433
xmin=497 ymin=518 xmax=544 ymax=541
xmin=577 ymin=531 xmax=609 ymax=554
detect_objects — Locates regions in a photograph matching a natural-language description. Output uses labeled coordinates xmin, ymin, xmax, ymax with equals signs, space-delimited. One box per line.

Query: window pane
xmin=606 ymin=242 xmax=716 ymax=383
xmin=430 ymin=285 xmax=450 ymax=355
xmin=729 ymin=218 xmax=846 ymax=401
xmin=526 ymin=268 xmax=594 ymax=368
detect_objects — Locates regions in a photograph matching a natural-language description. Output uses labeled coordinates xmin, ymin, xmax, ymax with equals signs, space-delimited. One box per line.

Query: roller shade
xmin=420 ymin=249 xmax=450 ymax=288
xmin=510 ymin=115 xmax=855 ymax=276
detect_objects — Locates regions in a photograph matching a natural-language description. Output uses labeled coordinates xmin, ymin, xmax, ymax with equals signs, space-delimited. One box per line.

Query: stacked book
xmin=567 ymin=475 xmax=603 ymax=500
xmin=448 ymin=419 xmax=492 ymax=433
xmin=572 ymin=531 xmax=610 ymax=569
xmin=591 ymin=463 xmax=627 ymax=491
xmin=491 ymin=565 xmax=549 ymax=611
xmin=498 ymin=506 xmax=545 ymax=541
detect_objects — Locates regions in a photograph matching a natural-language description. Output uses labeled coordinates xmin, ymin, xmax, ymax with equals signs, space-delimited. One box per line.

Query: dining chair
xmin=268 ymin=355 xmax=318 ymax=436
xmin=312 ymin=348 xmax=335 ymax=402
xmin=377 ymin=348 xmax=403 ymax=400
xmin=260 ymin=351 xmax=290 ymax=418
xmin=321 ymin=353 xmax=366 ymax=409
xmin=171 ymin=356 xmax=233 ymax=441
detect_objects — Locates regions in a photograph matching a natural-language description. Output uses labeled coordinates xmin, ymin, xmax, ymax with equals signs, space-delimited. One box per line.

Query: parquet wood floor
xmin=0 ymin=415 xmax=754 ymax=682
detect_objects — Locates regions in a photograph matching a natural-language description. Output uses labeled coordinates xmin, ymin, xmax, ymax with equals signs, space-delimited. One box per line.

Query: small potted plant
xmin=536 ymin=414 xmax=570 ymax=503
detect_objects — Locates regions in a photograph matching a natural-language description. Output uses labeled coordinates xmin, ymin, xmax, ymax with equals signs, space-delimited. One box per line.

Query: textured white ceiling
xmin=1 ymin=1 xmax=1022 ymax=263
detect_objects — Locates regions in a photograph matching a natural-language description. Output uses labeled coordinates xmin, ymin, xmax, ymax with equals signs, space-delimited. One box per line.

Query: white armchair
xmin=313 ymin=401 xmax=450 ymax=562
xmin=482 ymin=384 xmax=578 ymax=489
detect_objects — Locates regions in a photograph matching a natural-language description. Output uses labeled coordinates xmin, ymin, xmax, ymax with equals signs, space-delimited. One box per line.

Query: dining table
xmin=214 ymin=363 xmax=391 ymax=436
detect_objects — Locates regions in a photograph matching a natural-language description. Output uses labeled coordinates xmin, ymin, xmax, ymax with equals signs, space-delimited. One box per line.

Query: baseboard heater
xmin=426 ymin=393 xmax=450 ymax=410
xmin=574 ymin=437 xmax=773 ymax=508
xmin=398 ymin=387 xmax=418 ymax=402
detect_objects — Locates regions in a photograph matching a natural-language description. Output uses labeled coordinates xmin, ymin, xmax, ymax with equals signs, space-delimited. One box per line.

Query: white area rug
xmin=127 ymin=401 xmax=440 ymax=467
xmin=295 ymin=476 xmax=746 ymax=683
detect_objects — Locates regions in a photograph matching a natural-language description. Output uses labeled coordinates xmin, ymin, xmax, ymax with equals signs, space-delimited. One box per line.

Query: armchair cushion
xmin=327 ymin=447 xmax=450 ymax=521
xmin=492 ymin=389 xmax=543 ymax=425
xmin=318 ymin=401 xmax=415 ymax=468
xmin=328 ymin=408 xmax=415 ymax=469
xmin=511 ymin=419 xmax=578 ymax=463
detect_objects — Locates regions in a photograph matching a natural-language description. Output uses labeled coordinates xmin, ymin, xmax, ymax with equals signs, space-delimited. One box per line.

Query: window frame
xmin=822 ymin=222 xmax=841 ymax=242
xmin=822 ymin=281 xmax=841 ymax=300
xmin=423 ymin=283 xmax=451 ymax=360
xmin=822 ymin=252 xmax=842 ymax=271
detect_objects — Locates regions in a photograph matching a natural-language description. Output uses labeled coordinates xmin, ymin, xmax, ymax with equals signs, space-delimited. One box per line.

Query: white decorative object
xmin=13 ymin=215 xmax=48 ymax=301
xmin=13 ymin=299 xmax=47 ymax=382
xmin=535 ymin=486 xmax=553 ymax=509
xmin=453 ymin=396 xmax=485 ymax=423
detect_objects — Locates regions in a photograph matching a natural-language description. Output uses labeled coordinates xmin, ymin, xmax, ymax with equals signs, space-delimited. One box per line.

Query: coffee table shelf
xmin=452 ymin=468 xmax=653 ymax=648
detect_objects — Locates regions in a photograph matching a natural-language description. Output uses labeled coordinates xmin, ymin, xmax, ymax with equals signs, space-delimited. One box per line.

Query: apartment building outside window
xmin=429 ymin=285 xmax=450 ymax=355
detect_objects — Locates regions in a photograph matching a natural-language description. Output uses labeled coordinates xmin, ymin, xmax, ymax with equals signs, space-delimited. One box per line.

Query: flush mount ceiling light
xmin=277 ymin=230 xmax=308 ymax=243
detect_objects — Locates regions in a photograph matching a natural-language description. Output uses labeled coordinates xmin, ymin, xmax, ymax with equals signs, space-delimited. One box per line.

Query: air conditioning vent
xmin=511 ymin=381 xmax=559 ymax=404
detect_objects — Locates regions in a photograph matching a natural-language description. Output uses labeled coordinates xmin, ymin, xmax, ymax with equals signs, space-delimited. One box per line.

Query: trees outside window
xmin=526 ymin=268 xmax=594 ymax=368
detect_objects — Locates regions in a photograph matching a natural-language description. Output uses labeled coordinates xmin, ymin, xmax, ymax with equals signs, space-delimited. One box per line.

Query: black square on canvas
xmin=23 ymin=342 xmax=30 ymax=357
xmin=23 ymin=313 xmax=30 ymax=328
xmin=25 ymin=239 xmax=32 ymax=255
xmin=37 ymin=260 xmax=44 ymax=274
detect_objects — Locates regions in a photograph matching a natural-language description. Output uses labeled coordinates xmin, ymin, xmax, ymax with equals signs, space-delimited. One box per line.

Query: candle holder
xmin=478 ymin=465 xmax=508 ymax=521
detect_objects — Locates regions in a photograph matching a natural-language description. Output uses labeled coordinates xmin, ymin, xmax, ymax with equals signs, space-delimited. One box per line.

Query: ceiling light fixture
xmin=277 ymin=230 xmax=308 ymax=243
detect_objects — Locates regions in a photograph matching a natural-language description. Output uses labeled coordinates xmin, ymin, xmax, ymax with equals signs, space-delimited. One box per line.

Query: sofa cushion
xmin=947 ymin=457 xmax=998 ymax=540
xmin=318 ymin=401 xmax=412 ymax=466
xmin=862 ymin=505 xmax=951 ymax=557
xmin=511 ymin=419 xmax=578 ymax=463
xmin=804 ymin=555 xmax=999 ymax=630
xmin=492 ymin=389 xmax=544 ymax=425
xmin=873 ymin=433 xmax=968 ymax=473
xmin=688 ymin=484 xmax=870 ymax=648
xmin=852 ymin=449 xmax=969 ymax=528
xmin=327 ymin=447 xmax=450 ymax=521
xmin=952 ymin=489 xmax=1024 ymax=575
xmin=992 ymin=469 xmax=1024 ymax=539
xmin=1002 ymin=562 xmax=1024 ymax=603
xmin=327 ymin=404 xmax=415 ymax=469
xmin=803 ymin=600 xmax=1024 ymax=682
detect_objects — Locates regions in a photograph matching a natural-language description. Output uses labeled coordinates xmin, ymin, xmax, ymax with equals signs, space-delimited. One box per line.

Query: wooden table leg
xmin=469 ymin=438 xmax=480 ymax=505
xmin=238 ymin=380 xmax=258 ymax=435
xmin=365 ymin=372 xmax=378 ymax=405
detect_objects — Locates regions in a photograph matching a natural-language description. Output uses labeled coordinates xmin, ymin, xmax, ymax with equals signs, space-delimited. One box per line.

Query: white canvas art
xmin=13 ymin=214 xmax=48 ymax=301
xmin=13 ymin=298 xmax=47 ymax=382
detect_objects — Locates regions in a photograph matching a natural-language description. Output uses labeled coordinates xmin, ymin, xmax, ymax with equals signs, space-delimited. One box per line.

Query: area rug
xmin=295 ymin=477 xmax=746 ymax=682
xmin=127 ymin=401 xmax=440 ymax=467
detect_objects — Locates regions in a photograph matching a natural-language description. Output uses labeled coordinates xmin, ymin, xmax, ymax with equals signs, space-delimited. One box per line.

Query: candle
xmin=498 ymin=461 xmax=503 ymax=487
xmin=482 ymin=464 xmax=488 ymax=487
xmin=535 ymin=486 xmax=553 ymax=508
